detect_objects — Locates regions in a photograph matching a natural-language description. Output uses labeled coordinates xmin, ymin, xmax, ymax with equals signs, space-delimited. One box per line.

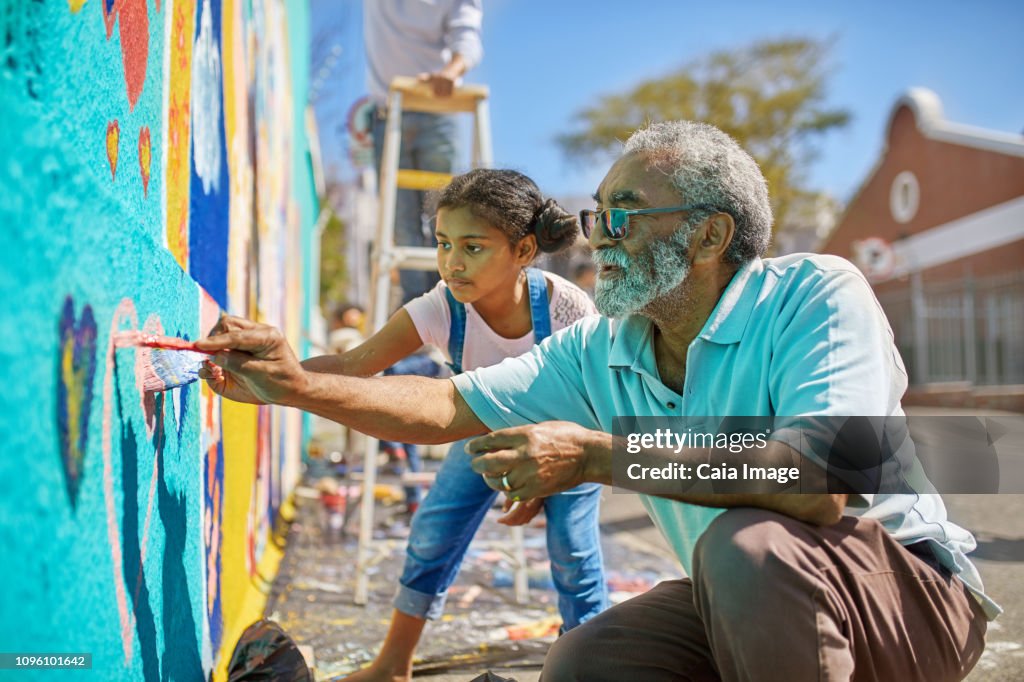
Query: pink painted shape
xmin=103 ymin=304 xmax=171 ymax=665
xmin=135 ymin=317 xmax=163 ymax=569
xmin=135 ymin=420 xmax=160 ymax=606
xmin=103 ymin=298 xmax=138 ymax=663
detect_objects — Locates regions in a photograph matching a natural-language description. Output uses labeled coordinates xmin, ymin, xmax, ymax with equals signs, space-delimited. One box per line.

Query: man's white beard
xmin=592 ymin=227 xmax=694 ymax=319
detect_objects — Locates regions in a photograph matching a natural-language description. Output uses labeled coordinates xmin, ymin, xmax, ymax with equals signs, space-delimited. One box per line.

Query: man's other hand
xmin=468 ymin=421 xmax=607 ymax=500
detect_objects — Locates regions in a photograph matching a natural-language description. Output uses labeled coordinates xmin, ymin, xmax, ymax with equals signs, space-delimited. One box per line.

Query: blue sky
xmin=310 ymin=0 xmax=1024 ymax=205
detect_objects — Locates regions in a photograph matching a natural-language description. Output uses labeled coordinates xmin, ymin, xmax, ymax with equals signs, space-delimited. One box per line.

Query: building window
xmin=890 ymin=171 xmax=920 ymax=224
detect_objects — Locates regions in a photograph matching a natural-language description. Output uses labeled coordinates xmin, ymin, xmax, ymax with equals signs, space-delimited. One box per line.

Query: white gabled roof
xmin=890 ymin=88 xmax=1024 ymax=158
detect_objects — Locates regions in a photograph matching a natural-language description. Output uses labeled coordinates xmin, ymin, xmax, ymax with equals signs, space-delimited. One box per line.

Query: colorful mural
xmin=0 ymin=0 xmax=316 ymax=679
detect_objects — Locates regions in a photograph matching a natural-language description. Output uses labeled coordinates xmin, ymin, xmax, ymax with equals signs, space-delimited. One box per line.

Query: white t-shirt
xmin=404 ymin=271 xmax=597 ymax=372
xmin=363 ymin=0 xmax=484 ymax=105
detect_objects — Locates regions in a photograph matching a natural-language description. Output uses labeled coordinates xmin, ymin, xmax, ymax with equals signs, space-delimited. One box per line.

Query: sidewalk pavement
xmin=264 ymin=478 xmax=680 ymax=681
xmin=267 ymin=411 xmax=1023 ymax=680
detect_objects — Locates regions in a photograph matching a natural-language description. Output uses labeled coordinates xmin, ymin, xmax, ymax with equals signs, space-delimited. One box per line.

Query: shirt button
xmin=667 ymin=402 xmax=676 ymax=409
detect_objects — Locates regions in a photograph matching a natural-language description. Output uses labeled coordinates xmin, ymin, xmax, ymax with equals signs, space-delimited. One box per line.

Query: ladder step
xmin=396 ymin=169 xmax=453 ymax=191
xmin=387 ymin=246 xmax=438 ymax=272
xmin=348 ymin=471 xmax=437 ymax=486
xmin=389 ymin=76 xmax=489 ymax=115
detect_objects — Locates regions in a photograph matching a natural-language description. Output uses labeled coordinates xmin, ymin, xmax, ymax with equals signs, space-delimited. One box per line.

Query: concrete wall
xmin=0 ymin=0 xmax=316 ymax=678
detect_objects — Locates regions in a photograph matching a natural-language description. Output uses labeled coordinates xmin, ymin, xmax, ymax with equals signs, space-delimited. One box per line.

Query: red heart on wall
xmin=102 ymin=0 xmax=149 ymax=111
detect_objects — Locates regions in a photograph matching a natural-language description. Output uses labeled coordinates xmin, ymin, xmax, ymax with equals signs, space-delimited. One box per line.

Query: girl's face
xmin=435 ymin=205 xmax=536 ymax=303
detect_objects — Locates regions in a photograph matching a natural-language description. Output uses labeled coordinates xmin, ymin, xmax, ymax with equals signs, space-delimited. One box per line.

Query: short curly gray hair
xmin=623 ymin=121 xmax=772 ymax=264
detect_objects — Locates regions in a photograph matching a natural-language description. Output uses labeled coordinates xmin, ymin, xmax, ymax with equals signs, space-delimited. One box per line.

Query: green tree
xmin=319 ymin=209 xmax=349 ymax=313
xmin=557 ymin=37 xmax=850 ymax=233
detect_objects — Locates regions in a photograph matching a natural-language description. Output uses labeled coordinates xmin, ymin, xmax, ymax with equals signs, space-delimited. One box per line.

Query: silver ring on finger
xmin=501 ymin=472 xmax=513 ymax=493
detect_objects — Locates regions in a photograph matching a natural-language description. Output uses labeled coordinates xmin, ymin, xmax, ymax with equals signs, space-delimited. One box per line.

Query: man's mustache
xmin=592 ymin=247 xmax=631 ymax=269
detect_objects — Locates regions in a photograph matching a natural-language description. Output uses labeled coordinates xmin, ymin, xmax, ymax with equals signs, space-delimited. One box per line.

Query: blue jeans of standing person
xmin=394 ymin=438 xmax=608 ymax=630
xmin=372 ymin=106 xmax=457 ymax=304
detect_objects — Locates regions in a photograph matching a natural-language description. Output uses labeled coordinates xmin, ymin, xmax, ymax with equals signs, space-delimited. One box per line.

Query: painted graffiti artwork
xmin=0 ymin=0 xmax=314 ymax=679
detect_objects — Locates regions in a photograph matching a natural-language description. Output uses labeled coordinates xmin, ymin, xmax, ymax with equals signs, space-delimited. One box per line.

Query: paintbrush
xmin=113 ymin=331 xmax=222 ymax=392
xmin=113 ymin=331 xmax=216 ymax=355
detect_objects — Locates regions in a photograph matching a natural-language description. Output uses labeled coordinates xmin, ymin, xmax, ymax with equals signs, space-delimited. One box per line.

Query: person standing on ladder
xmin=364 ymin=0 xmax=484 ymax=305
xmin=302 ymin=169 xmax=609 ymax=682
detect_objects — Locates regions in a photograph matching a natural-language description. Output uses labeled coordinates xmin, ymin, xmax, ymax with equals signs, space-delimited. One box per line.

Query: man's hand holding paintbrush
xmin=196 ymin=315 xmax=484 ymax=445
xmin=196 ymin=315 xmax=309 ymax=406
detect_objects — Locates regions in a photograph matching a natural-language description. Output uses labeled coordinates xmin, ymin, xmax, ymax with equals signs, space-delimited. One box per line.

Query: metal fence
xmin=877 ymin=272 xmax=1024 ymax=386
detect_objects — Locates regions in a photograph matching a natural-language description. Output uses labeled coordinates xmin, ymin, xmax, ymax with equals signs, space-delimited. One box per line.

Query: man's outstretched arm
xmin=195 ymin=315 xmax=487 ymax=444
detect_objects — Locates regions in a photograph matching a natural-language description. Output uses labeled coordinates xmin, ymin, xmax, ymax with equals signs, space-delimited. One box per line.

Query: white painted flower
xmin=191 ymin=0 xmax=223 ymax=195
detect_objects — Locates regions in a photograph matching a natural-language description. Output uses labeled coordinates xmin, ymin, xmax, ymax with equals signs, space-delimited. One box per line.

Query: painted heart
xmin=101 ymin=0 xmax=117 ymax=38
xmin=102 ymin=0 xmax=150 ymax=111
xmin=106 ymin=120 xmax=119 ymax=180
xmin=138 ymin=126 xmax=151 ymax=196
xmin=57 ymin=296 xmax=98 ymax=508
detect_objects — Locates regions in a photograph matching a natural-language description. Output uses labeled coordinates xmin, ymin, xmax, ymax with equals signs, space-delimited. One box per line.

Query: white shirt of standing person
xmin=363 ymin=0 xmax=484 ymax=105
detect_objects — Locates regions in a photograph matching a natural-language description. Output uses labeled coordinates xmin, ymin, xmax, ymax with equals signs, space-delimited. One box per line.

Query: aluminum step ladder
xmin=355 ymin=75 xmax=529 ymax=606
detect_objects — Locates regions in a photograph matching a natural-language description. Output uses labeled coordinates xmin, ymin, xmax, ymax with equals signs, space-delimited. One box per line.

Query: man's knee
xmin=541 ymin=621 xmax=604 ymax=681
xmin=692 ymin=508 xmax=809 ymax=591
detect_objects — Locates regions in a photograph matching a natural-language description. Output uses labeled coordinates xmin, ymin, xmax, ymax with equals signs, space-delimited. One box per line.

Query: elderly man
xmin=198 ymin=121 xmax=996 ymax=681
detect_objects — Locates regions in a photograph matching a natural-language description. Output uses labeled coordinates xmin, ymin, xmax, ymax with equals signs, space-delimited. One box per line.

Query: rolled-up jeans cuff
xmin=394 ymin=583 xmax=448 ymax=620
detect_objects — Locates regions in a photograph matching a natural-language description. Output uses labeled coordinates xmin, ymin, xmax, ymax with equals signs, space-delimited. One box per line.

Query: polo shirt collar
xmin=606 ymin=257 xmax=765 ymax=369
xmin=697 ymin=256 xmax=763 ymax=345
xmin=608 ymin=314 xmax=656 ymax=374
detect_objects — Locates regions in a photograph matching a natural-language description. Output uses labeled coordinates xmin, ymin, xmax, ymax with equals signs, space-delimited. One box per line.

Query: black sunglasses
xmin=579 ymin=204 xmax=718 ymax=240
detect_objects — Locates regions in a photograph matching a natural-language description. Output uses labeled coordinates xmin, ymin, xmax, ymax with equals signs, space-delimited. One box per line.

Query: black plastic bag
xmin=227 ymin=618 xmax=313 ymax=681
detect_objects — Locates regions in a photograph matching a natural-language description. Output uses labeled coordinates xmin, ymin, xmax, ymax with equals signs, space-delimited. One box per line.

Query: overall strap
xmin=444 ymin=268 xmax=550 ymax=375
xmin=526 ymin=267 xmax=551 ymax=343
xmin=444 ymin=286 xmax=467 ymax=375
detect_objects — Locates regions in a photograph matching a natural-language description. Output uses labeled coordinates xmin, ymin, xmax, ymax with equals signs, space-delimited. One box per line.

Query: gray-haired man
xmin=199 ymin=121 xmax=996 ymax=681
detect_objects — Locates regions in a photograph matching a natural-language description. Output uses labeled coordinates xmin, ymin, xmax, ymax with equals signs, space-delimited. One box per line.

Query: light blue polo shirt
xmin=453 ymin=253 xmax=999 ymax=619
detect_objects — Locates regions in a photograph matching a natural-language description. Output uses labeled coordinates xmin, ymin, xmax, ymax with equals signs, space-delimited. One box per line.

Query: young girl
xmin=307 ymin=169 xmax=607 ymax=682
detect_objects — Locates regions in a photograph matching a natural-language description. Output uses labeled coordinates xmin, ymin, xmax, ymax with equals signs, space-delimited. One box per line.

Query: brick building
xmin=821 ymin=88 xmax=1024 ymax=410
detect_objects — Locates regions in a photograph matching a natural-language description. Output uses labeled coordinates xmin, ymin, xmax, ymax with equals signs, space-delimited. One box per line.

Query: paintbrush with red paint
xmin=114 ymin=331 xmax=222 ymax=392
xmin=114 ymin=331 xmax=216 ymax=355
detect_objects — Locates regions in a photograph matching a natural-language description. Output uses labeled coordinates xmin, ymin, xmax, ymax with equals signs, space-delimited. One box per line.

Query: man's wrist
xmin=281 ymin=368 xmax=317 ymax=409
xmin=582 ymin=429 xmax=614 ymax=485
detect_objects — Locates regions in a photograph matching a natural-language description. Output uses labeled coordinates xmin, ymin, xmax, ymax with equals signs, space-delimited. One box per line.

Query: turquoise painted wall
xmin=0 ymin=0 xmax=315 ymax=678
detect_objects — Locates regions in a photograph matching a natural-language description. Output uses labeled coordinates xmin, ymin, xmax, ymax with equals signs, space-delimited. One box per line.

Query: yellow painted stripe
xmin=396 ymin=169 xmax=453 ymax=191
xmin=211 ymin=529 xmax=286 ymax=681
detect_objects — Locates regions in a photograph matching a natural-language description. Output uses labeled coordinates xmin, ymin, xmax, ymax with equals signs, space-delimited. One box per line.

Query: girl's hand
xmin=497 ymin=497 xmax=545 ymax=526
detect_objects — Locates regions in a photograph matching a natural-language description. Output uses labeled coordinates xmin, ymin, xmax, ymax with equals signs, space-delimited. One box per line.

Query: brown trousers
xmin=541 ymin=508 xmax=987 ymax=681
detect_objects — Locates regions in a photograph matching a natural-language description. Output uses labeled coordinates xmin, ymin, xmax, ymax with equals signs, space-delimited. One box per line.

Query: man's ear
xmin=516 ymin=234 xmax=539 ymax=264
xmin=692 ymin=212 xmax=735 ymax=265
